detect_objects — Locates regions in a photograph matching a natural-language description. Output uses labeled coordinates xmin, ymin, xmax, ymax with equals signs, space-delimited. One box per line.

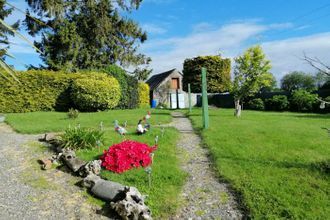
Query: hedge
xmin=71 ymin=73 xmax=120 ymax=111
xmin=0 ymin=70 xmax=120 ymax=113
xmin=138 ymin=82 xmax=150 ymax=108
xmin=182 ymin=55 xmax=231 ymax=93
xmin=104 ymin=65 xmax=139 ymax=109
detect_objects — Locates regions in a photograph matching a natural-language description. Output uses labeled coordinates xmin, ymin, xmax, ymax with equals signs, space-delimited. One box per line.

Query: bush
xmin=265 ymin=95 xmax=289 ymax=111
xmin=0 ymin=70 xmax=79 ymax=113
xmin=290 ymin=89 xmax=318 ymax=112
xmin=104 ymin=65 xmax=139 ymax=109
xmin=138 ymin=82 xmax=150 ymax=108
xmin=71 ymin=73 xmax=120 ymax=111
xmin=183 ymin=55 xmax=231 ymax=93
xmin=60 ymin=126 xmax=105 ymax=150
xmin=247 ymin=98 xmax=265 ymax=110
xmin=67 ymin=108 xmax=79 ymax=119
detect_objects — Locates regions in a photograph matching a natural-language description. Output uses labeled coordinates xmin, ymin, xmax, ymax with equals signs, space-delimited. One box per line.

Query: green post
xmin=188 ymin=83 xmax=192 ymax=113
xmin=202 ymin=67 xmax=209 ymax=129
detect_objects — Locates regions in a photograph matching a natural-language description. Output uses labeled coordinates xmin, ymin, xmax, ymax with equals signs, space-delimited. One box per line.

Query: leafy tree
xmin=232 ymin=45 xmax=273 ymax=117
xmin=24 ymin=0 xmax=150 ymax=72
xmin=280 ymin=71 xmax=316 ymax=92
xmin=182 ymin=55 xmax=231 ymax=93
xmin=290 ymin=89 xmax=317 ymax=112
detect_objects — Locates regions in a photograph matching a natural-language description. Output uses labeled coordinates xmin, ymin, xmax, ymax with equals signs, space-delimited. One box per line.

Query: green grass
xmin=5 ymin=108 xmax=172 ymax=134
xmin=188 ymin=108 xmax=330 ymax=219
xmin=6 ymin=109 xmax=186 ymax=218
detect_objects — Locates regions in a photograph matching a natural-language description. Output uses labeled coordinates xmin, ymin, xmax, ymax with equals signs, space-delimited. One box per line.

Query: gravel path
xmin=0 ymin=123 xmax=108 ymax=220
xmin=170 ymin=112 xmax=243 ymax=220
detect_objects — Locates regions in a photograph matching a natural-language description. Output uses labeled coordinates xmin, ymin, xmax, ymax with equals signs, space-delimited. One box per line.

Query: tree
xmin=24 ymin=0 xmax=150 ymax=72
xmin=0 ymin=0 xmax=19 ymax=80
xmin=280 ymin=71 xmax=316 ymax=92
xmin=232 ymin=45 xmax=273 ymax=117
xmin=314 ymin=71 xmax=330 ymax=89
xmin=182 ymin=55 xmax=231 ymax=93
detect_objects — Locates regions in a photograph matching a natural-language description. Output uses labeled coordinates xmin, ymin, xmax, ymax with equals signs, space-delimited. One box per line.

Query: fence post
xmin=188 ymin=83 xmax=192 ymax=113
xmin=202 ymin=67 xmax=209 ymax=129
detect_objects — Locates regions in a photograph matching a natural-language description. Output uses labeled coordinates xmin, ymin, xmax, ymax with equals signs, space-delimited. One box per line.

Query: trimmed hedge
xmin=183 ymin=55 xmax=231 ymax=93
xmin=71 ymin=73 xmax=120 ymax=111
xmin=138 ymin=82 xmax=150 ymax=108
xmin=104 ymin=65 xmax=138 ymax=109
xmin=0 ymin=70 xmax=120 ymax=113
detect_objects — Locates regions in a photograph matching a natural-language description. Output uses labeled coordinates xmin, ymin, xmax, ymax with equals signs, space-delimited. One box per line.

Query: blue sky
xmin=5 ymin=0 xmax=330 ymax=81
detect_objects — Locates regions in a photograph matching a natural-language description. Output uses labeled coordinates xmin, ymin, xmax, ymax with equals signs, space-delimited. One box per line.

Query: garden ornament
xmin=136 ymin=120 xmax=148 ymax=135
xmin=114 ymin=120 xmax=127 ymax=135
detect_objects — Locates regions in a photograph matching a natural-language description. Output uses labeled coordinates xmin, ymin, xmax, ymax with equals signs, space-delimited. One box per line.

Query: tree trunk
xmin=234 ymin=99 xmax=241 ymax=117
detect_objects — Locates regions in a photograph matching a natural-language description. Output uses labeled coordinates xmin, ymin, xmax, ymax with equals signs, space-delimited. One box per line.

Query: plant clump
xmin=100 ymin=140 xmax=157 ymax=173
xmin=67 ymin=108 xmax=79 ymax=119
xmin=60 ymin=126 xmax=105 ymax=150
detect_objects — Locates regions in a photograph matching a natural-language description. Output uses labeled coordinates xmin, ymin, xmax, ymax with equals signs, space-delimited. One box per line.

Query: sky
xmin=4 ymin=0 xmax=330 ymax=82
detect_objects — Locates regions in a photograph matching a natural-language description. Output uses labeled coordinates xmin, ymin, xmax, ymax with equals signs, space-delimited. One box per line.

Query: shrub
xmin=104 ymin=65 xmax=139 ymax=109
xmin=265 ymin=95 xmax=289 ymax=111
xmin=183 ymin=55 xmax=231 ymax=93
xmin=71 ymin=74 xmax=120 ymax=111
xmin=60 ymin=126 xmax=105 ymax=150
xmin=67 ymin=108 xmax=79 ymax=119
xmin=290 ymin=89 xmax=318 ymax=112
xmin=247 ymin=98 xmax=265 ymax=110
xmin=0 ymin=70 xmax=79 ymax=113
xmin=138 ymin=82 xmax=150 ymax=108
xmin=100 ymin=140 xmax=157 ymax=173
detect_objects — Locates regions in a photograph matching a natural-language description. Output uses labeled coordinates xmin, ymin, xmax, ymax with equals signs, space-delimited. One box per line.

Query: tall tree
xmin=232 ymin=45 xmax=273 ymax=117
xmin=280 ymin=71 xmax=316 ymax=92
xmin=24 ymin=0 xmax=150 ymax=72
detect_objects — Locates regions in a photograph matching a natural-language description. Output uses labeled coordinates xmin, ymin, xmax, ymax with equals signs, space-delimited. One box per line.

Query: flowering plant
xmin=100 ymin=140 xmax=157 ymax=173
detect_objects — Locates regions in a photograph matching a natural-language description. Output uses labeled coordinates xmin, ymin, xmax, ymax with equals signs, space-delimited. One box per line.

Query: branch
xmin=302 ymin=52 xmax=330 ymax=76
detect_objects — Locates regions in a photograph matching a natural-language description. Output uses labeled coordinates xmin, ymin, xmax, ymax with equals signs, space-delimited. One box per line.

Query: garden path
xmin=170 ymin=112 xmax=243 ymax=220
xmin=0 ymin=123 xmax=109 ymax=220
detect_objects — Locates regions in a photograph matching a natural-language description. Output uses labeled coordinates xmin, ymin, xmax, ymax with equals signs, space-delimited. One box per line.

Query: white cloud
xmin=142 ymin=23 xmax=167 ymax=35
xmin=143 ymin=21 xmax=330 ymax=82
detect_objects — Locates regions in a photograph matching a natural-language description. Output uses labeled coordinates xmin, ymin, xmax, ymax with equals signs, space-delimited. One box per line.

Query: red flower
xmin=100 ymin=140 xmax=157 ymax=173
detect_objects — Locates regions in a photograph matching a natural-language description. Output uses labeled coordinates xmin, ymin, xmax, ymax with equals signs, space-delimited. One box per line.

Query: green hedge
xmin=104 ymin=65 xmax=138 ymax=109
xmin=138 ymin=82 xmax=150 ymax=108
xmin=71 ymin=73 xmax=120 ymax=111
xmin=0 ymin=70 xmax=120 ymax=113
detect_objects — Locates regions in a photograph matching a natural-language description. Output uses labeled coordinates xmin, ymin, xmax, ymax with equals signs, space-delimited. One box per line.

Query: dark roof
xmin=146 ymin=69 xmax=181 ymax=90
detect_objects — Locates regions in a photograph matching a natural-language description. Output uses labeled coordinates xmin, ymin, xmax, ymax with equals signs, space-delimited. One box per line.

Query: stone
xmin=79 ymin=160 xmax=102 ymax=177
xmin=40 ymin=159 xmax=52 ymax=170
xmin=61 ymin=149 xmax=86 ymax=172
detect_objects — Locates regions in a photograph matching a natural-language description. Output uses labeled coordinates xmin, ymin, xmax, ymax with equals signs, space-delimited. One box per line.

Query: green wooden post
xmin=202 ymin=67 xmax=209 ymax=129
xmin=188 ymin=83 xmax=192 ymax=113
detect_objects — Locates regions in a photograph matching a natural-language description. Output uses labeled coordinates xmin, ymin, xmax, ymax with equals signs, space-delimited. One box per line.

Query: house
xmin=146 ymin=69 xmax=197 ymax=108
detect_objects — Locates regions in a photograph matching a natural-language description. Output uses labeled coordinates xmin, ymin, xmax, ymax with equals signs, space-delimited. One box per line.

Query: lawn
xmin=6 ymin=109 xmax=187 ymax=218
xmin=188 ymin=108 xmax=330 ymax=219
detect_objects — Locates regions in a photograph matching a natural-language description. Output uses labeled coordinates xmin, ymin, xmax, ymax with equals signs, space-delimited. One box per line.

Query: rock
xmin=83 ymin=174 xmax=125 ymax=202
xmin=79 ymin=160 xmax=102 ymax=177
xmin=110 ymin=187 xmax=152 ymax=220
xmin=40 ymin=159 xmax=52 ymax=170
xmin=61 ymin=149 xmax=86 ymax=172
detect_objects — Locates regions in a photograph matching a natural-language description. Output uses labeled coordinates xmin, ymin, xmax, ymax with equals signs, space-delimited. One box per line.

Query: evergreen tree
xmin=24 ymin=0 xmax=150 ymax=72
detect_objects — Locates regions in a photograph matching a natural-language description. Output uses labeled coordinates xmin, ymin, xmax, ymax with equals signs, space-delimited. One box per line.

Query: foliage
xmin=100 ymin=140 xmax=156 ymax=173
xmin=247 ymin=98 xmax=264 ymax=110
xmin=24 ymin=0 xmax=150 ymax=72
xmin=0 ymin=70 xmax=78 ymax=113
xmin=290 ymin=89 xmax=318 ymax=112
xmin=138 ymin=82 xmax=150 ymax=107
xmin=104 ymin=65 xmax=138 ymax=109
xmin=188 ymin=108 xmax=330 ymax=219
xmin=232 ymin=45 xmax=273 ymax=103
xmin=265 ymin=95 xmax=289 ymax=111
xmin=71 ymin=74 xmax=120 ymax=111
xmin=133 ymin=67 xmax=152 ymax=81
xmin=280 ymin=71 xmax=316 ymax=92
xmin=60 ymin=126 xmax=105 ymax=150
xmin=182 ymin=55 xmax=231 ymax=93
xmin=67 ymin=108 xmax=79 ymax=119
xmin=314 ymin=71 xmax=330 ymax=89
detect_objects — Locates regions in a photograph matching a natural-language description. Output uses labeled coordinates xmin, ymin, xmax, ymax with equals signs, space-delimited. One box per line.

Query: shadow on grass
xmin=294 ymin=114 xmax=330 ymax=120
